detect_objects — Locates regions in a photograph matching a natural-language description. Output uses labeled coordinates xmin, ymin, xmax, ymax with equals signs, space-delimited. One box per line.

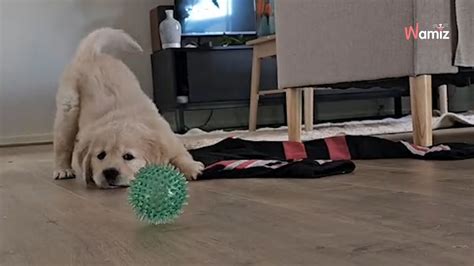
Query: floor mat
xmin=180 ymin=112 xmax=474 ymax=150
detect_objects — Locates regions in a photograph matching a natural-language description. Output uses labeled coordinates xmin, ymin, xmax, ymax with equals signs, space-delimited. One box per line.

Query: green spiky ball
xmin=128 ymin=165 xmax=188 ymax=225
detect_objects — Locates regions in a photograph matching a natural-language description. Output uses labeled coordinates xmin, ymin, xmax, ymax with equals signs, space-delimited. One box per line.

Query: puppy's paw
xmin=181 ymin=161 xmax=204 ymax=181
xmin=53 ymin=169 xmax=76 ymax=180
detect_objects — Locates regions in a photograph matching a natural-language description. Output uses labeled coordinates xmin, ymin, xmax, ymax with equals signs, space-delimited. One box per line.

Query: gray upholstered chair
xmin=275 ymin=0 xmax=474 ymax=146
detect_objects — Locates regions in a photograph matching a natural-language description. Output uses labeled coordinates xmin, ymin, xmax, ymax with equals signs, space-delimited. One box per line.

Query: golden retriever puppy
xmin=53 ymin=28 xmax=203 ymax=188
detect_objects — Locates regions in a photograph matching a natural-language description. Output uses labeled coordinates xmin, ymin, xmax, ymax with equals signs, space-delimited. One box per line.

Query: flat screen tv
xmin=175 ymin=0 xmax=256 ymax=36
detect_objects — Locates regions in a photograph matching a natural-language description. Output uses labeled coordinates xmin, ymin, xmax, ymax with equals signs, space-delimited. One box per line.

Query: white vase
xmin=160 ymin=10 xmax=182 ymax=49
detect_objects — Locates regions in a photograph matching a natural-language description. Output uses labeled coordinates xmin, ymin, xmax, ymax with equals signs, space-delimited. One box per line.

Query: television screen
xmin=175 ymin=0 xmax=256 ymax=36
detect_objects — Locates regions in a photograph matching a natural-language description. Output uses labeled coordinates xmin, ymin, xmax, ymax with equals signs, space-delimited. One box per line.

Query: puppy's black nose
xmin=103 ymin=168 xmax=119 ymax=184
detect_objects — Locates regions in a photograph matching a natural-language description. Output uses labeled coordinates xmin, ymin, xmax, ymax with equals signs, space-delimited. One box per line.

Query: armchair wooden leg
xmin=304 ymin=88 xmax=314 ymax=132
xmin=409 ymin=75 xmax=433 ymax=146
xmin=248 ymin=55 xmax=261 ymax=131
xmin=286 ymin=88 xmax=302 ymax=142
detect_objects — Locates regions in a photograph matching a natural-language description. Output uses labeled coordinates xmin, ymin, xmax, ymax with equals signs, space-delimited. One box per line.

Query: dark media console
xmin=151 ymin=45 xmax=279 ymax=132
xmin=149 ymin=1 xmax=267 ymax=133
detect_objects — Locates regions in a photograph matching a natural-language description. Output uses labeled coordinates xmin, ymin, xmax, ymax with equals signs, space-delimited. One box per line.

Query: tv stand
xmin=151 ymin=46 xmax=278 ymax=133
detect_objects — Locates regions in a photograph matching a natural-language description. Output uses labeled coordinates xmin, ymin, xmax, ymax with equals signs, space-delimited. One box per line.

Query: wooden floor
xmin=1 ymin=144 xmax=473 ymax=266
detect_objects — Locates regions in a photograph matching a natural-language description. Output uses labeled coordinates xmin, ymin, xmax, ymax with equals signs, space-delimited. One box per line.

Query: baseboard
xmin=0 ymin=133 xmax=53 ymax=147
xmin=0 ymin=106 xmax=410 ymax=146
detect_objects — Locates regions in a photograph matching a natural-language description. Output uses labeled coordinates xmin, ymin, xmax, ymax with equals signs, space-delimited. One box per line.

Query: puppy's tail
xmin=74 ymin=28 xmax=143 ymax=61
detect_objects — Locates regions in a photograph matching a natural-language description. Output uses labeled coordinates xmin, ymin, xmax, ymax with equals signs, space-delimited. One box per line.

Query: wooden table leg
xmin=248 ymin=52 xmax=261 ymax=131
xmin=286 ymin=88 xmax=302 ymax=142
xmin=438 ymin=84 xmax=448 ymax=115
xmin=304 ymin=88 xmax=314 ymax=132
xmin=409 ymin=75 xmax=433 ymax=146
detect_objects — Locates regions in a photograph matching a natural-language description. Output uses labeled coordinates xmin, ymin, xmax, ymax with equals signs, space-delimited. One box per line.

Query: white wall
xmin=0 ymin=0 xmax=171 ymax=145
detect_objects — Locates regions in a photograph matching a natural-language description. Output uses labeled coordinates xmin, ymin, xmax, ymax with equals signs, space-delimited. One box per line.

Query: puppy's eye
xmin=123 ymin=153 xmax=135 ymax=161
xmin=97 ymin=151 xmax=106 ymax=160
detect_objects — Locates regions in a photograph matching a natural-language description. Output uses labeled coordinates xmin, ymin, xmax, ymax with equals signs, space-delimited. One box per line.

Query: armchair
xmin=275 ymin=0 xmax=473 ymax=146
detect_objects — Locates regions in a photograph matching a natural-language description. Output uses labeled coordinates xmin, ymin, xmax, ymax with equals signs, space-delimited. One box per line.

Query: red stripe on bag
xmin=325 ymin=136 xmax=351 ymax=160
xmin=235 ymin=160 xmax=258 ymax=169
xmin=205 ymin=160 xmax=237 ymax=170
xmin=283 ymin=141 xmax=308 ymax=160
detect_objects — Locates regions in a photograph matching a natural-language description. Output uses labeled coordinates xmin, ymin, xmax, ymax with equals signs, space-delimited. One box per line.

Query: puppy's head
xmin=76 ymin=123 xmax=163 ymax=189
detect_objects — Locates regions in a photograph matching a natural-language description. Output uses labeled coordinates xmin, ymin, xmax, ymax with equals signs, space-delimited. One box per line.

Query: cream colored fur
xmin=53 ymin=28 xmax=203 ymax=188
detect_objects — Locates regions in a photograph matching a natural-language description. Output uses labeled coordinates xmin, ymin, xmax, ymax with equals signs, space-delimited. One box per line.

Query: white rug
xmin=179 ymin=112 xmax=474 ymax=150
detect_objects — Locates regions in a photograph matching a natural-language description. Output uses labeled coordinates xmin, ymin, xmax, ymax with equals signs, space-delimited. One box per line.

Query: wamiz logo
xmin=404 ymin=23 xmax=450 ymax=40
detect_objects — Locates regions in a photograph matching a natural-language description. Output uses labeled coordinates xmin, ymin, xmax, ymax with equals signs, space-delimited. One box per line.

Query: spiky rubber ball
xmin=128 ymin=165 xmax=188 ymax=224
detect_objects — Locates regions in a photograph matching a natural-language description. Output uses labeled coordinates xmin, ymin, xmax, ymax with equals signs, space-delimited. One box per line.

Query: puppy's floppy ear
xmin=76 ymin=137 xmax=93 ymax=185
xmin=141 ymin=126 xmax=175 ymax=165
xmin=143 ymin=137 xmax=165 ymax=165
xmin=82 ymin=151 xmax=93 ymax=185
